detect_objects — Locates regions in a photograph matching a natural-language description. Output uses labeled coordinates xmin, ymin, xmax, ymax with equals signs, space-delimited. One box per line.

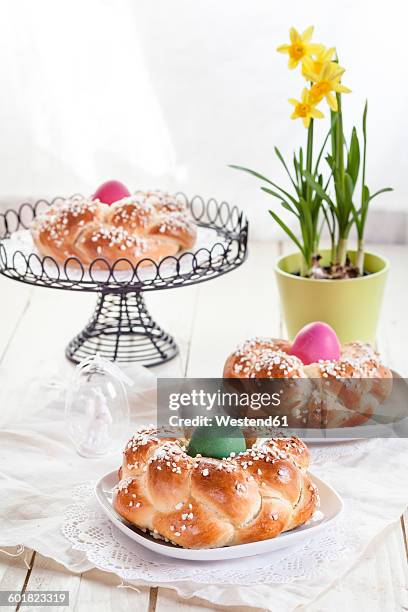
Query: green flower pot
xmin=275 ymin=249 xmax=389 ymax=344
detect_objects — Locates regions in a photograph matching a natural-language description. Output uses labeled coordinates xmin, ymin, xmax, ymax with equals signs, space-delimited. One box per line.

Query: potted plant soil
xmin=231 ymin=26 xmax=391 ymax=343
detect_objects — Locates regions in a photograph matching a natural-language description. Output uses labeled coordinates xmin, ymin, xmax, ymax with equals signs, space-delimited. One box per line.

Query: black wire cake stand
xmin=0 ymin=194 xmax=248 ymax=366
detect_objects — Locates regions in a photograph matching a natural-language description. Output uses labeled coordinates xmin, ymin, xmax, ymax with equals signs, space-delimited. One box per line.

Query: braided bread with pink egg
xmin=31 ymin=191 xmax=196 ymax=269
xmin=113 ymin=427 xmax=318 ymax=549
xmin=223 ymin=338 xmax=393 ymax=428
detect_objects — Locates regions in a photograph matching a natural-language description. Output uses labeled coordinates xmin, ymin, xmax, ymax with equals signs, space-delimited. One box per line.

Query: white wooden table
xmin=0 ymin=241 xmax=407 ymax=611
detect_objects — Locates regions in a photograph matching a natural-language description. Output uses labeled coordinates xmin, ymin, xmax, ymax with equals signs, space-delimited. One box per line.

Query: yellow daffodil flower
xmin=277 ymin=26 xmax=324 ymax=69
xmin=289 ymin=88 xmax=324 ymax=128
xmin=302 ymin=46 xmax=336 ymax=77
xmin=304 ymin=61 xmax=351 ymax=111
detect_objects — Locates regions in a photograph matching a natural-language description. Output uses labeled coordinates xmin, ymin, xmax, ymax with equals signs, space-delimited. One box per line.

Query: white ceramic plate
xmin=94 ymin=470 xmax=343 ymax=561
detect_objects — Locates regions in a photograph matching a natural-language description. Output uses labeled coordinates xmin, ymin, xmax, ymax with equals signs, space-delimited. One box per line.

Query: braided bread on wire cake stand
xmin=113 ymin=426 xmax=319 ymax=549
xmin=31 ymin=191 xmax=197 ymax=269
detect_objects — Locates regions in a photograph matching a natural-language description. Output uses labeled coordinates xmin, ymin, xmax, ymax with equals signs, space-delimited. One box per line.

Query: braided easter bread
xmin=113 ymin=427 xmax=318 ymax=549
xmin=31 ymin=191 xmax=196 ymax=269
xmin=223 ymin=338 xmax=393 ymax=428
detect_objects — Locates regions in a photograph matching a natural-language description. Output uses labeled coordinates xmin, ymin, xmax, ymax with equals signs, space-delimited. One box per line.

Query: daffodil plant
xmin=232 ymin=26 xmax=392 ymax=278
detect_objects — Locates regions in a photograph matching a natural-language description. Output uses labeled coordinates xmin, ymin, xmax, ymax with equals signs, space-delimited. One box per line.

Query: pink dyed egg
xmin=93 ymin=180 xmax=131 ymax=205
xmin=290 ymin=322 xmax=341 ymax=365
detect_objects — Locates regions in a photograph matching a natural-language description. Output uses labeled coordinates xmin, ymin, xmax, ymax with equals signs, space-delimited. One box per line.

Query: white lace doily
xmin=62 ymin=482 xmax=359 ymax=585
xmin=309 ymin=438 xmax=376 ymax=465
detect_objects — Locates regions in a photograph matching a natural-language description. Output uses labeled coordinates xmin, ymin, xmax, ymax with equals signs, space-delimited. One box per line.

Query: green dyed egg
xmin=187 ymin=426 xmax=246 ymax=459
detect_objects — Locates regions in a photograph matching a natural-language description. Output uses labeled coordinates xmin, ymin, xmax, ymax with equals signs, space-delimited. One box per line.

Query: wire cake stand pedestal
xmin=0 ymin=194 xmax=248 ymax=366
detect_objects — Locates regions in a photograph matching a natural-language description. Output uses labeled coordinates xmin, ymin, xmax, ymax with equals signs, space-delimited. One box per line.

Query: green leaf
xmin=360 ymin=185 xmax=370 ymax=227
xmin=346 ymin=127 xmax=360 ymax=187
xmin=363 ymin=100 xmax=368 ymax=142
xmin=293 ymin=152 xmax=300 ymax=185
xmin=323 ymin=170 xmax=333 ymax=192
xmin=302 ymin=170 xmax=334 ymax=207
xmin=368 ymin=187 xmax=393 ymax=202
xmin=361 ymin=101 xmax=368 ymax=212
xmin=349 ymin=200 xmax=362 ymax=234
xmin=280 ymin=201 xmax=300 ymax=217
xmin=268 ymin=210 xmax=305 ymax=257
xmin=299 ymin=148 xmax=303 ymax=173
xmin=228 ymin=165 xmax=274 ymax=186
xmin=345 ymin=217 xmax=355 ymax=236
xmin=300 ymin=197 xmax=313 ymax=232
xmin=344 ymin=172 xmax=355 ymax=202
xmin=362 ymin=184 xmax=370 ymax=205
xmin=294 ymin=155 xmax=306 ymax=198
xmin=260 ymin=186 xmax=288 ymax=201
xmin=325 ymin=154 xmax=335 ymax=171
xmin=321 ymin=203 xmax=335 ymax=236
xmin=229 ymin=165 xmax=298 ymax=205
xmin=317 ymin=215 xmax=326 ymax=243
xmin=314 ymin=116 xmax=338 ymax=174
xmin=298 ymin=197 xmax=314 ymax=247
xmin=330 ymin=109 xmax=339 ymax=166
xmin=261 ymin=187 xmax=299 ymax=210
xmin=359 ymin=186 xmax=393 ymax=231
xmin=274 ymin=147 xmax=298 ymax=192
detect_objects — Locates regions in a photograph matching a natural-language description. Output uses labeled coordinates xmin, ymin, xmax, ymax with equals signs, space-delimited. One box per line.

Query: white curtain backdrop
xmin=0 ymin=0 xmax=406 ymax=240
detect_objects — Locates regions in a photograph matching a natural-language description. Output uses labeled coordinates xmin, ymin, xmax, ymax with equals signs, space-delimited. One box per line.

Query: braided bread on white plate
xmin=113 ymin=427 xmax=318 ymax=549
xmin=223 ymin=338 xmax=393 ymax=428
xmin=31 ymin=191 xmax=197 ymax=269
